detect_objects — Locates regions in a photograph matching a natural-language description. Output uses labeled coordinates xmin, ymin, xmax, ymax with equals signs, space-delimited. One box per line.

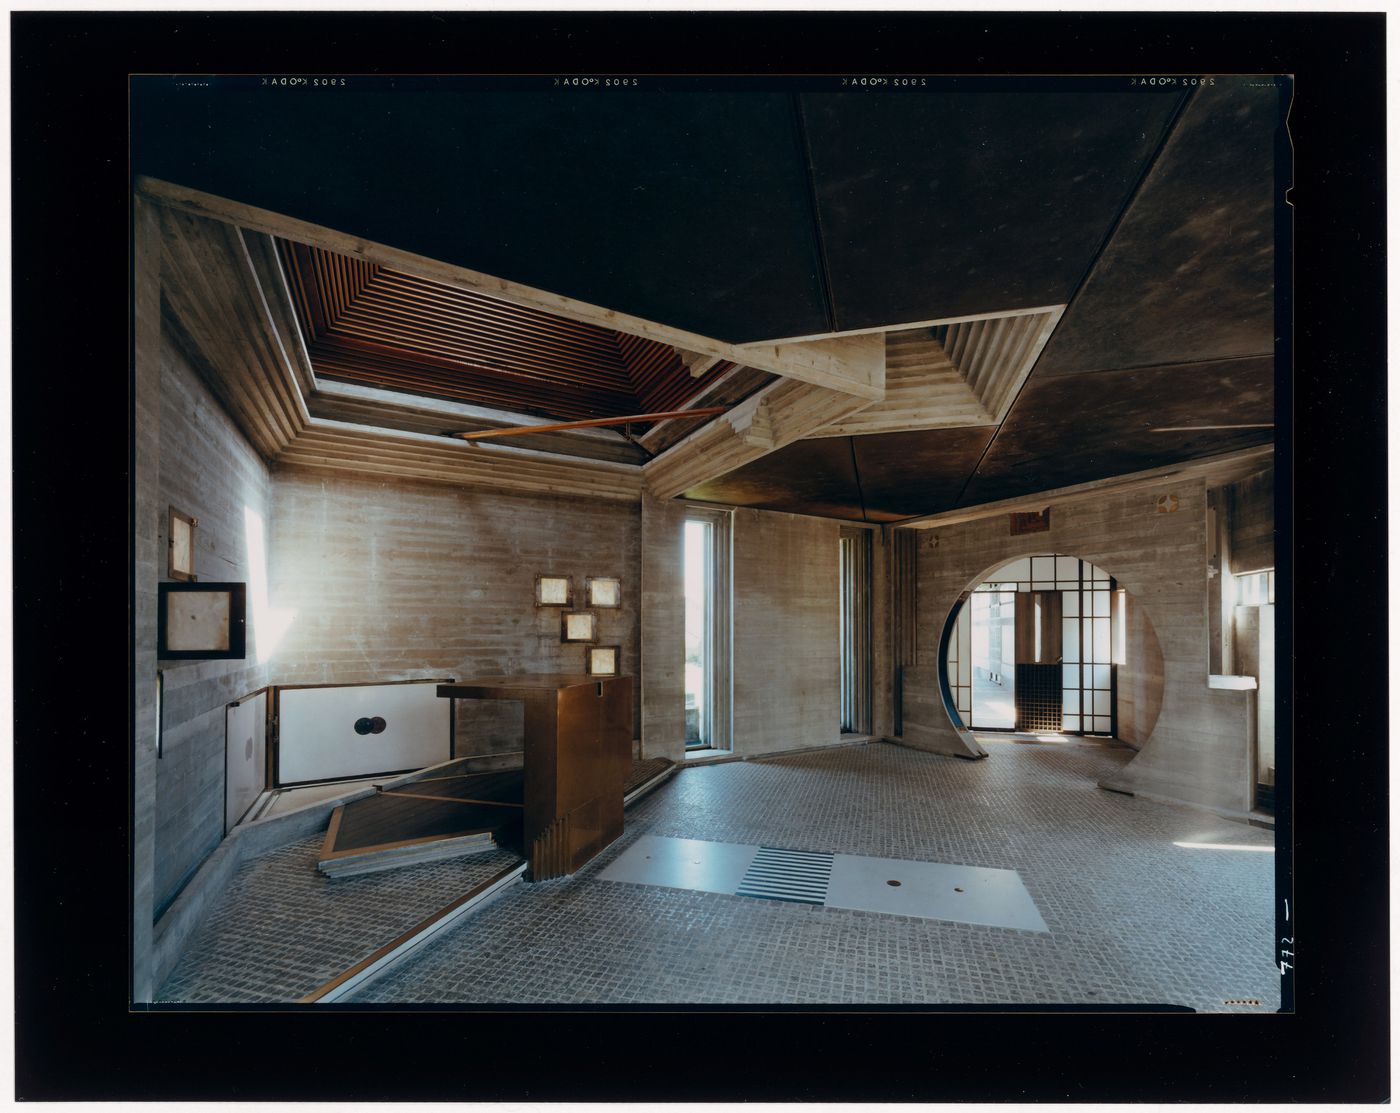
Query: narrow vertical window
xmin=839 ymin=528 xmax=872 ymax=734
xmin=684 ymin=509 xmax=732 ymax=751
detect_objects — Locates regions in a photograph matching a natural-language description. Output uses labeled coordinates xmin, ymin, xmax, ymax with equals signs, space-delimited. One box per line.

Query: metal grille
xmin=735 ymin=846 xmax=835 ymax=906
xmin=1014 ymin=663 xmax=1063 ymax=732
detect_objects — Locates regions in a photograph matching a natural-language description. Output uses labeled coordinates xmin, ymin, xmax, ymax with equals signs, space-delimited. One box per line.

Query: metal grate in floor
xmin=735 ymin=846 xmax=834 ymax=905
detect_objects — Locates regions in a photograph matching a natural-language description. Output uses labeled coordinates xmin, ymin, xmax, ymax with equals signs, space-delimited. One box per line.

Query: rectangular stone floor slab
xmin=826 ymin=853 xmax=1049 ymax=933
xmin=597 ymin=834 xmax=759 ymax=895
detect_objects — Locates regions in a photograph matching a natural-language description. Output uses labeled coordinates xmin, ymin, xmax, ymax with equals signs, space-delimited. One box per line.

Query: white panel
xmin=1062 ymin=663 xmax=1079 ymax=690
xmin=1091 ymin=565 xmax=1109 ymax=581
xmin=1062 ymin=619 xmax=1080 ymax=662
xmin=1092 ymin=715 xmax=1111 ymax=732
xmin=225 ymin=692 xmax=267 ymax=832
xmin=1031 ymin=580 xmax=1054 ymax=591
xmin=1093 ymin=690 xmax=1111 ymax=716
xmin=1055 ymin=556 xmax=1079 ymax=581
xmin=278 ymin=682 xmax=450 ymax=784
xmin=1062 ymin=690 xmax=1080 ymax=714
xmin=1092 ymin=618 xmax=1111 ymax=661
xmin=1092 ymin=590 xmax=1110 ymax=617
xmin=1092 ymin=663 xmax=1111 ymax=689
xmin=1063 ymin=590 xmax=1080 ymax=617
xmin=1030 ymin=556 xmax=1055 ymax=581
xmin=995 ymin=557 xmax=1030 ymax=582
xmin=1063 ymin=713 xmax=1080 ymax=732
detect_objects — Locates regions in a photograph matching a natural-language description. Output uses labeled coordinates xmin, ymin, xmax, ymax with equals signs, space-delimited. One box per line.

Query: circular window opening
xmin=937 ymin=553 xmax=1163 ymax=743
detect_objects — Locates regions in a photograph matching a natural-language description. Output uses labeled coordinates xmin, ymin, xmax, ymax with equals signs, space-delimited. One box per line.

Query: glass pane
xmin=1094 ymin=690 xmax=1111 ymax=716
xmin=1062 ymin=663 xmax=1079 ymax=690
xmin=1092 ymin=618 xmax=1111 ymax=661
xmin=1063 ymin=690 xmax=1080 ymax=714
xmin=1063 ymin=590 xmax=1080 ymax=617
xmin=1062 ymin=618 xmax=1080 ymax=662
xmin=684 ymin=520 xmax=710 ymax=745
xmin=999 ymin=557 xmax=1031 ymax=581
xmin=1092 ymin=590 xmax=1110 ymax=617
xmin=1092 ymin=663 xmax=1111 ymax=689
xmin=969 ymin=590 xmax=1015 ymax=729
xmin=1056 ymin=556 xmax=1079 ymax=581
xmin=1032 ymin=580 xmax=1054 ymax=591
xmin=1031 ymin=556 xmax=1055 ymax=581
xmin=1093 ymin=715 xmax=1111 ymax=732
xmin=1063 ymin=713 xmax=1080 ymax=732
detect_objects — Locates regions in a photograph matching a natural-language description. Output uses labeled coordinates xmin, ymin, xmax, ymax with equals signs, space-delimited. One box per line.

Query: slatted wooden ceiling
xmin=276 ymin=239 xmax=731 ymax=424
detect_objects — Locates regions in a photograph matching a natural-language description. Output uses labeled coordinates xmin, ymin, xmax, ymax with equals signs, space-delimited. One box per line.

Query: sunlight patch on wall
xmin=244 ymin=505 xmax=296 ymax=664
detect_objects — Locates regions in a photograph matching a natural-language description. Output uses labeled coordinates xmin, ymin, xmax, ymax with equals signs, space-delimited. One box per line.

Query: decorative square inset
xmin=586 ymin=576 xmax=622 ymax=609
xmin=586 ymin=645 xmax=620 ymax=676
xmin=159 ymin=582 xmax=247 ymax=660
xmin=561 ymin=611 xmax=598 ymax=644
xmin=1009 ymin=510 xmax=1050 ymax=535
xmin=535 ymin=574 xmax=572 ymax=607
xmin=168 ymin=507 xmax=198 ymax=581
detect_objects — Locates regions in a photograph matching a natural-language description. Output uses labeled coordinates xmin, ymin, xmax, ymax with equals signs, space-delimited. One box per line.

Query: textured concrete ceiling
xmin=133 ymin=76 xmax=1285 ymax=517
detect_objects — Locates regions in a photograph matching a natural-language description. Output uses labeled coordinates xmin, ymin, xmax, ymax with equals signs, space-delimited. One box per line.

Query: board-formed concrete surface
xmin=352 ymin=741 xmax=1279 ymax=1010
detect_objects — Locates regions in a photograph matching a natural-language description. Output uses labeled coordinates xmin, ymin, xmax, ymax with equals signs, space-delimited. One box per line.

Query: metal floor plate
xmin=598 ymin=836 xmax=1047 ymax=932
xmin=596 ymin=834 xmax=759 ymax=895
xmin=826 ymin=853 xmax=1048 ymax=933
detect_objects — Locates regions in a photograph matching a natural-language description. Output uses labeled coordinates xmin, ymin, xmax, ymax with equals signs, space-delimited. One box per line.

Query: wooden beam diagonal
xmin=138 ymin=177 xmax=886 ymax=401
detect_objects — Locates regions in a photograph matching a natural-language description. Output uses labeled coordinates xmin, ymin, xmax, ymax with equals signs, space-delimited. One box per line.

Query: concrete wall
xmin=731 ymin=509 xmax=842 ymax=756
xmin=639 ymin=503 xmax=850 ymax=760
xmin=904 ymin=478 xmax=1258 ymax=815
xmin=152 ymin=336 xmax=273 ymax=916
xmin=1228 ymin=470 xmax=1274 ymax=574
xmin=639 ymin=494 xmax=687 ymax=761
xmin=132 ymin=198 xmax=162 ymax=1001
xmin=268 ymin=468 xmax=642 ymax=757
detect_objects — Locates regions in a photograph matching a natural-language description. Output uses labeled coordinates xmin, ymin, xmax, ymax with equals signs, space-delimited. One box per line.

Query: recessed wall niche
xmin=586 ymin=645 xmax=620 ymax=676
xmin=561 ymin=611 xmax=598 ymax=644
xmin=535 ymin=573 xmax=572 ymax=607
xmin=586 ymin=576 xmax=622 ymax=609
xmin=168 ymin=506 xmax=198 ymax=580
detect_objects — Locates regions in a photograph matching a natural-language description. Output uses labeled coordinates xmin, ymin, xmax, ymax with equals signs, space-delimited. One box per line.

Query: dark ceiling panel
xmin=133 ymin=81 xmax=829 ymax=343
xmin=851 ymin=428 xmax=997 ymax=519
xmin=800 ymin=88 xmax=1185 ymax=332
xmin=683 ymin=438 xmax=867 ymax=522
xmin=960 ymin=356 xmax=1274 ymax=505
xmin=1035 ymin=79 xmax=1283 ymax=376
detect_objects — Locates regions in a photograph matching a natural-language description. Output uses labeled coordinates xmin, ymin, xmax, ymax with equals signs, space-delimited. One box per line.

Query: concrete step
xmin=318 ymin=831 xmax=498 ymax=878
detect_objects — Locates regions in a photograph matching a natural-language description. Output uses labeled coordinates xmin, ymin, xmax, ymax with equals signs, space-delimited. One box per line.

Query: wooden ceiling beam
xmin=137 ymin=176 xmax=885 ymax=401
xmin=643 ymin=379 xmax=876 ymax=500
xmin=890 ymin=445 xmax=1275 ymax=531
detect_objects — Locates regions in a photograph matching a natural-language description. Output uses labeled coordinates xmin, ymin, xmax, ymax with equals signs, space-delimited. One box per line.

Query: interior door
xmin=1014 ymin=590 xmax=1063 ymax=731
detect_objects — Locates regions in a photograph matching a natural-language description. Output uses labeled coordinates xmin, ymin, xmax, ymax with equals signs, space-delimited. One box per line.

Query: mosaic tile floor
xmin=354 ymin=741 xmax=1279 ymax=1010
xmin=156 ymin=741 xmax=1279 ymax=1010
xmin=155 ymin=839 xmax=524 ymax=1003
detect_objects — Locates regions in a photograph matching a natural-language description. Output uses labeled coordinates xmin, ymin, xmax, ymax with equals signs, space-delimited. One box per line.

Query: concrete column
xmin=131 ymin=196 xmax=161 ymax=1002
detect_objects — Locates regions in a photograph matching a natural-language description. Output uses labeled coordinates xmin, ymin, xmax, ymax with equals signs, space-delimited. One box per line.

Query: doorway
xmin=944 ymin=554 xmax=1118 ymax=736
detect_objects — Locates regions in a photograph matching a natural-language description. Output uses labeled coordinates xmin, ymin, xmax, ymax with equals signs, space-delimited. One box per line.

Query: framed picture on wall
xmin=585 ymin=645 xmax=620 ymax=676
xmin=168 ymin=506 xmax=198 ymax=580
xmin=158 ymin=582 xmax=247 ymax=660
xmin=535 ymin=573 xmax=573 ymax=607
xmin=560 ymin=611 xmax=598 ymax=643
xmin=585 ymin=576 xmax=622 ymax=609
